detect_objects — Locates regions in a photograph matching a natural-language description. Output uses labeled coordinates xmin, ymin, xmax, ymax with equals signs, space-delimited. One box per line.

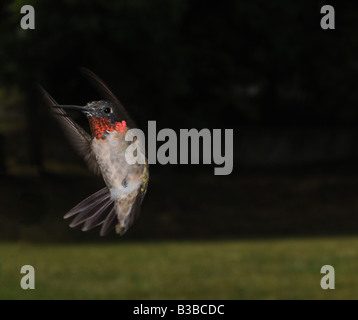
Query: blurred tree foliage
xmin=1 ymin=0 xmax=358 ymax=129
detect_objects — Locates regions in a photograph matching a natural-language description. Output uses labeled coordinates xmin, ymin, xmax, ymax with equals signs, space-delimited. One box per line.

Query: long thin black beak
xmin=51 ymin=105 xmax=94 ymax=112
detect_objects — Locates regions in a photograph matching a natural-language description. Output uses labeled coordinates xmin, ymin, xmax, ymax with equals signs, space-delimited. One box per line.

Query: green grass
xmin=0 ymin=237 xmax=357 ymax=300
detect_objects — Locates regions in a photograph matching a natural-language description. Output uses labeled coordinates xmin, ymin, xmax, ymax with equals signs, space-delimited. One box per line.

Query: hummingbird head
xmin=53 ymin=100 xmax=127 ymax=140
xmin=84 ymin=100 xmax=121 ymax=121
xmin=55 ymin=100 xmax=118 ymax=119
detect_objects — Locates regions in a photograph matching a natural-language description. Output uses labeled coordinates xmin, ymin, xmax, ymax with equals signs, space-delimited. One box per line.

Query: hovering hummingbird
xmin=40 ymin=69 xmax=149 ymax=236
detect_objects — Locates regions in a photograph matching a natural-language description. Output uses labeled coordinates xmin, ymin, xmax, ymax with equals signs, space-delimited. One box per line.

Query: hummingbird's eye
xmin=104 ymin=107 xmax=112 ymax=114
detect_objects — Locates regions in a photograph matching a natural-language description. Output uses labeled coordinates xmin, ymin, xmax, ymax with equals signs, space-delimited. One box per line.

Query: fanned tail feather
xmin=64 ymin=187 xmax=117 ymax=236
xmin=100 ymin=207 xmax=118 ymax=236
xmin=64 ymin=187 xmax=110 ymax=219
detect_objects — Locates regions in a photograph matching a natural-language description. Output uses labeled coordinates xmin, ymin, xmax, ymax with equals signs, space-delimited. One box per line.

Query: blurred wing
xmin=39 ymin=85 xmax=100 ymax=175
xmin=79 ymin=67 xmax=137 ymax=128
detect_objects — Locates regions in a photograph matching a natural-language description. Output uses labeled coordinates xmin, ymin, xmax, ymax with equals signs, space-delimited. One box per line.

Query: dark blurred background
xmin=1 ymin=0 xmax=358 ymax=241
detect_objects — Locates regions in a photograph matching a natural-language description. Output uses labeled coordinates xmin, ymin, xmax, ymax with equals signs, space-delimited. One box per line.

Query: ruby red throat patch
xmin=89 ymin=117 xmax=127 ymax=140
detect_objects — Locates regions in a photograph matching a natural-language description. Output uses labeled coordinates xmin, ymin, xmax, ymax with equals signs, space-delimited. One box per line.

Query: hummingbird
xmin=40 ymin=69 xmax=149 ymax=236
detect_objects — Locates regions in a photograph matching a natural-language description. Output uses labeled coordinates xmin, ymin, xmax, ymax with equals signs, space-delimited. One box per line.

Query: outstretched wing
xmin=39 ymin=85 xmax=100 ymax=175
xmin=79 ymin=67 xmax=137 ymax=128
